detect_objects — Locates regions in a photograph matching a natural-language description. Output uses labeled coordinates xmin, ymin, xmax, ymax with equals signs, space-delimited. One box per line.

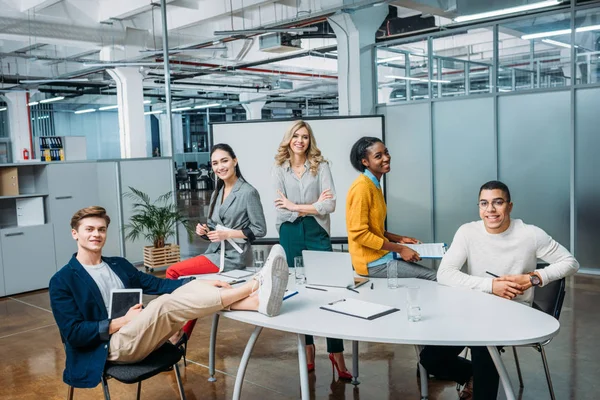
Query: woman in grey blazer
xmin=167 ymin=143 xmax=267 ymax=339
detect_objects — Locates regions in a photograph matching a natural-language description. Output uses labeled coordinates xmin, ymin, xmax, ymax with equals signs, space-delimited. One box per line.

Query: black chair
xmin=176 ymin=168 xmax=190 ymax=191
xmin=65 ymin=342 xmax=186 ymax=400
xmin=511 ymin=274 xmax=566 ymax=400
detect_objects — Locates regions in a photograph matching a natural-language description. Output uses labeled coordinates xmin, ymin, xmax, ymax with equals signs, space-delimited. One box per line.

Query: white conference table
xmin=205 ymin=275 xmax=559 ymax=400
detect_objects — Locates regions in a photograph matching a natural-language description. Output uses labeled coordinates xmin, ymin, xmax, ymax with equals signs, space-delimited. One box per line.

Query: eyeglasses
xmin=478 ymin=199 xmax=507 ymax=210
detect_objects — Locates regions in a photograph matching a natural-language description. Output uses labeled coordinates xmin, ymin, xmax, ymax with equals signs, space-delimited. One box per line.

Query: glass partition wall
xmin=376 ymin=2 xmax=600 ymax=103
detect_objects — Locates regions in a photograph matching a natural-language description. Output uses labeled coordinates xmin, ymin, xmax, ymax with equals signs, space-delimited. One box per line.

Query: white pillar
xmin=239 ymin=93 xmax=266 ymax=120
xmin=106 ymin=68 xmax=147 ymax=158
xmin=329 ymin=6 xmax=388 ymax=116
xmin=159 ymin=113 xmax=183 ymax=156
xmin=4 ymin=92 xmax=32 ymax=162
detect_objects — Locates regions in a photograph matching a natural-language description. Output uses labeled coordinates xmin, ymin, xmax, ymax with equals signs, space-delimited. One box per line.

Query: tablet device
xmin=109 ymin=289 xmax=143 ymax=319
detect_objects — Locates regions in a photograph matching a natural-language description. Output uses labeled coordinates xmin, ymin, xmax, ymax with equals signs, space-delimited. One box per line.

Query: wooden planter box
xmin=143 ymin=243 xmax=180 ymax=272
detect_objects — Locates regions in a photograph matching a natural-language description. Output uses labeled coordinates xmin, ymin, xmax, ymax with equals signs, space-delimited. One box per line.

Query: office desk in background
xmin=207 ymin=276 xmax=559 ymax=400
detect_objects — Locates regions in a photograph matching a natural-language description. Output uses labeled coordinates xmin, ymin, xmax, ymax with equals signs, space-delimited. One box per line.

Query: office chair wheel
xmin=145 ymin=266 xmax=154 ymax=273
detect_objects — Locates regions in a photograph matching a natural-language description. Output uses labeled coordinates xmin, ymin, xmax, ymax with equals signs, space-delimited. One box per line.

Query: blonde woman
xmin=272 ymin=120 xmax=351 ymax=380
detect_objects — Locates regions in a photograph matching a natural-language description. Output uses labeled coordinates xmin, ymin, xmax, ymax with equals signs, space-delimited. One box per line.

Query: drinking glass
xmin=253 ymin=249 xmax=264 ymax=272
xmin=406 ymin=286 xmax=422 ymax=322
xmin=387 ymin=263 xmax=399 ymax=289
xmin=294 ymin=256 xmax=305 ymax=286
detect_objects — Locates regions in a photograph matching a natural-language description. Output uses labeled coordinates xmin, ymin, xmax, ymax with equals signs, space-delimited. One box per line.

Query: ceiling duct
xmin=378 ymin=6 xmax=437 ymax=38
xmin=259 ymin=33 xmax=302 ymax=53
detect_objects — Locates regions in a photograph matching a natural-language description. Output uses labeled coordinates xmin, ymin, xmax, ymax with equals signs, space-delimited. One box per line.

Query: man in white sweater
xmin=419 ymin=180 xmax=579 ymax=399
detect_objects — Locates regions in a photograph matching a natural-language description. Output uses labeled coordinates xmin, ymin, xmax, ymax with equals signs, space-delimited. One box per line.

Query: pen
xmin=486 ymin=271 xmax=499 ymax=278
xmin=370 ymin=282 xmax=374 ymax=290
xmin=230 ymin=279 xmax=246 ymax=285
xmin=346 ymin=286 xmax=360 ymax=294
xmin=305 ymin=286 xmax=327 ymax=292
xmin=283 ymin=291 xmax=299 ymax=300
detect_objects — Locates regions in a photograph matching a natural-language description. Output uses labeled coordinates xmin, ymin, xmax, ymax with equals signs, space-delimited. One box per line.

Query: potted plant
xmin=123 ymin=187 xmax=194 ymax=272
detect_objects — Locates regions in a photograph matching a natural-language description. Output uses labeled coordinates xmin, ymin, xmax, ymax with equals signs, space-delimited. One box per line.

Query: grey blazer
xmin=203 ymin=178 xmax=267 ymax=271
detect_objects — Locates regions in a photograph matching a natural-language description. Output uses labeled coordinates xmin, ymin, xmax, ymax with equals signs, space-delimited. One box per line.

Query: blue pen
xmin=283 ymin=291 xmax=299 ymax=300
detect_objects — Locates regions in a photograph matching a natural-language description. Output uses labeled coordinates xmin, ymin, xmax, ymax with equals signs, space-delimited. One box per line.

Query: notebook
xmin=395 ymin=243 xmax=447 ymax=259
xmin=302 ymin=250 xmax=369 ymax=289
xmin=219 ymin=269 xmax=254 ymax=279
xmin=320 ymin=298 xmax=399 ymax=320
xmin=108 ymin=289 xmax=142 ymax=319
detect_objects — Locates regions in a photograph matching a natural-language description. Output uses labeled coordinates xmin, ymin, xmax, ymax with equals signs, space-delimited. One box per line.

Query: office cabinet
xmin=1 ymin=224 xmax=56 ymax=295
xmin=38 ymin=136 xmax=87 ymax=162
xmin=16 ymin=197 xmax=45 ymax=226
xmin=47 ymin=163 xmax=99 ymax=269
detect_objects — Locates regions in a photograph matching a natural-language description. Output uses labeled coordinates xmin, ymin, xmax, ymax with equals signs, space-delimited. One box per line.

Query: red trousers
xmin=166 ymin=255 xmax=220 ymax=337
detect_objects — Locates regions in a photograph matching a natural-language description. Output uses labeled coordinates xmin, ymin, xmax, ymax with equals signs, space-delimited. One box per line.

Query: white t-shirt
xmin=437 ymin=219 xmax=579 ymax=306
xmin=82 ymin=261 xmax=125 ymax=314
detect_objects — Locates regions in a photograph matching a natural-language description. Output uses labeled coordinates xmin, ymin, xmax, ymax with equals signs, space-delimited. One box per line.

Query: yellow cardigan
xmin=346 ymin=174 xmax=389 ymax=276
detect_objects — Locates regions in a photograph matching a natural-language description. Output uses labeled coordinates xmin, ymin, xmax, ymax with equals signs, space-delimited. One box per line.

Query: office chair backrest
xmin=533 ymin=277 xmax=566 ymax=320
xmin=176 ymin=168 xmax=188 ymax=179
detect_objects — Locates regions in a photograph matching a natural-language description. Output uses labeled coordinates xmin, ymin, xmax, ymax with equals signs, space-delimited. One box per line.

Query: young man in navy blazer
xmin=49 ymin=206 xmax=288 ymax=389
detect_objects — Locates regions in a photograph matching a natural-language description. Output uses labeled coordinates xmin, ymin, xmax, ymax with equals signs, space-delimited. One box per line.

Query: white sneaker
xmin=255 ymin=244 xmax=289 ymax=317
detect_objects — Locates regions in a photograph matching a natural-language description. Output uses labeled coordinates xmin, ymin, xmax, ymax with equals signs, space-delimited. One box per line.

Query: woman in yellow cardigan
xmin=346 ymin=137 xmax=436 ymax=280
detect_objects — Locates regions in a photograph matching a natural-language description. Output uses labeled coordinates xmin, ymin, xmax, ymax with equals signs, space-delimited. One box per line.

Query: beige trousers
xmin=107 ymin=280 xmax=223 ymax=363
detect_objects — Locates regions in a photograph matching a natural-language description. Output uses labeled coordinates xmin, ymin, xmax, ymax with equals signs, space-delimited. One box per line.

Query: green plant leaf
xmin=122 ymin=186 xmax=194 ymax=248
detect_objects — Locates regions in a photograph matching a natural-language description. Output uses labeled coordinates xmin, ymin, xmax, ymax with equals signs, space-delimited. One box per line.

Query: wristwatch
xmin=529 ymin=272 xmax=541 ymax=287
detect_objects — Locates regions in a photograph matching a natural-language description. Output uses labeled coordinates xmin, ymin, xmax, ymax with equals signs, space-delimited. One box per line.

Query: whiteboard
xmin=211 ymin=116 xmax=384 ymax=241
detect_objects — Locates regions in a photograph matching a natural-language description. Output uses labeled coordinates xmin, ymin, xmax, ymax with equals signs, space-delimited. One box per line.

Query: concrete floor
xmin=1 ymin=190 xmax=598 ymax=400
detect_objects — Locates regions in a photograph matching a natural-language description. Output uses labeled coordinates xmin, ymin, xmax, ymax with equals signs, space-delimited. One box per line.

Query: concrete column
xmin=159 ymin=113 xmax=183 ymax=155
xmin=328 ymin=6 xmax=388 ymax=115
xmin=4 ymin=92 xmax=32 ymax=162
xmin=106 ymin=68 xmax=147 ymax=158
xmin=239 ymin=93 xmax=266 ymax=120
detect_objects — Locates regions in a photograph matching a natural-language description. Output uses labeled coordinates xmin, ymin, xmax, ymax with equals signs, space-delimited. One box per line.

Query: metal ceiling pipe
xmin=160 ymin=0 xmax=175 ymax=160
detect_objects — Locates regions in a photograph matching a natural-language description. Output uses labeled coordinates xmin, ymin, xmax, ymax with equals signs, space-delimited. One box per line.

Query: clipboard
xmin=319 ymin=298 xmax=399 ymax=320
xmin=395 ymin=243 xmax=447 ymax=259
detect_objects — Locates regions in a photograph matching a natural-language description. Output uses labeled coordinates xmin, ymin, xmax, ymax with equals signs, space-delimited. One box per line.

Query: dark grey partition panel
xmin=97 ymin=162 xmax=121 ymax=257
xmin=575 ymin=88 xmax=600 ymax=269
xmin=433 ymin=97 xmax=496 ymax=245
xmin=383 ymin=103 xmax=434 ymax=242
xmin=498 ymin=91 xmax=570 ymax=248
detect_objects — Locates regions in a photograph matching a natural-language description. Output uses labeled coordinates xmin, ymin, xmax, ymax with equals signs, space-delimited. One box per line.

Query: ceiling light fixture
xmin=0 ymin=107 xmax=7 ymax=111
xmin=84 ymin=62 xmax=163 ymax=67
xmin=377 ymin=56 xmax=404 ymax=64
xmin=28 ymin=101 xmax=39 ymax=106
xmin=19 ymin=78 xmax=89 ymax=84
xmin=98 ymin=105 xmax=119 ymax=111
xmin=39 ymin=96 xmax=65 ymax=104
xmin=74 ymin=108 xmax=96 ymax=114
xmin=454 ymin=0 xmax=561 ymax=23
xmin=143 ymin=100 xmax=151 ymax=104
xmin=541 ymin=38 xmax=573 ymax=48
xmin=214 ymin=27 xmax=318 ymax=36
xmin=521 ymin=24 xmax=600 ymax=40
xmin=172 ymin=106 xmax=192 ymax=112
xmin=194 ymin=103 xmax=221 ymax=109
xmin=144 ymin=110 xmax=163 ymax=115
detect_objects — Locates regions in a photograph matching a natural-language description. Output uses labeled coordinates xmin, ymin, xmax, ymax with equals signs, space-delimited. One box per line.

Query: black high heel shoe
xmin=174 ymin=332 xmax=189 ymax=367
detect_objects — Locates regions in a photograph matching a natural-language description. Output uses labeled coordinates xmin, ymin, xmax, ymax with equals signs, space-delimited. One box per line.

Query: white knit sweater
xmin=437 ymin=219 xmax=579 ymax=306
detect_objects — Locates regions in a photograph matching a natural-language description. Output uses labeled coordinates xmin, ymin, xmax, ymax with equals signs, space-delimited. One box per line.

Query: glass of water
xmin=294 ymin=256 xmax=305 ymax=286
xmin=253 ymin=249 xmax=264 ymax=272
xmin=406 ymin=286 xmax=422 ymax=322
xmin=387 ymin=262 xmax=399 ymax=289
